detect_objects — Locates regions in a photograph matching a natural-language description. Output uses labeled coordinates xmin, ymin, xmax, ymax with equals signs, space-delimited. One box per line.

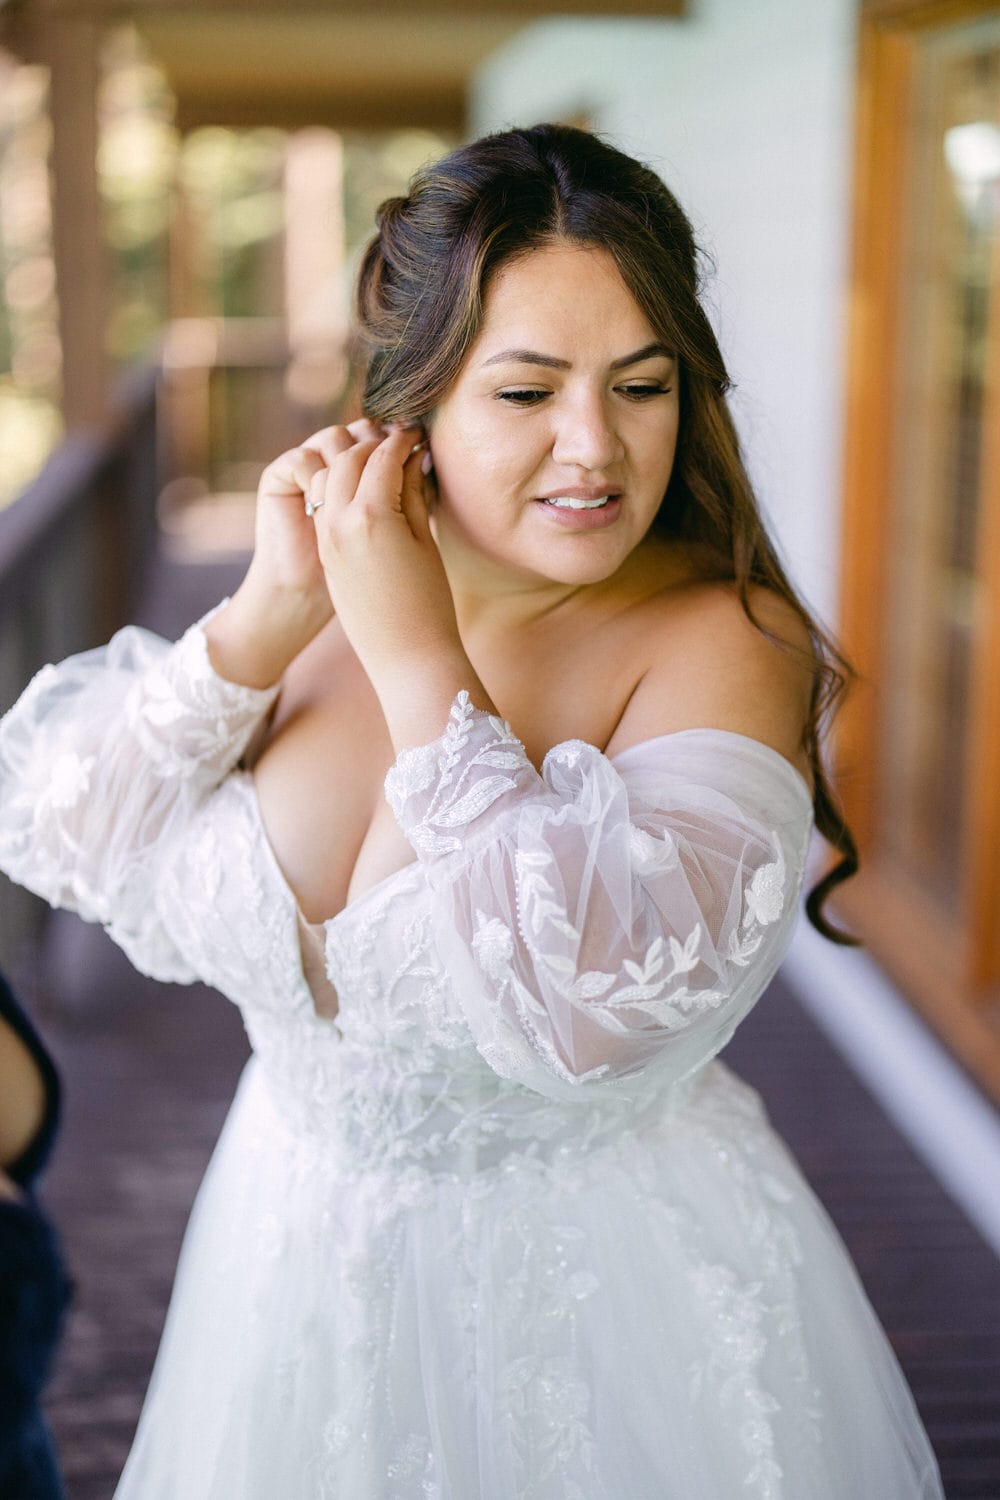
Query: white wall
xmin=472 ymin=0 xmax=857 ymax=628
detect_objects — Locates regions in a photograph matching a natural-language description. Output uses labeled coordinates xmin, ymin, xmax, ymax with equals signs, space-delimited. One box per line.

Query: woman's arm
xmin=303 ymin=424 xmax=499 ymax=749
xmin=384 ymin=679 xmax=813 ymax=1103
xmin=0 ymin=421 xmax=383 ymax=980
xmin=0 ymin=614 xmax=281 ymax=981
xmin=0 ymin=1018 xmax=46 ymax=1182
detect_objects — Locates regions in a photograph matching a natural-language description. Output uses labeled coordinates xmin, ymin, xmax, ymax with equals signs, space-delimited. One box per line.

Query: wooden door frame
xmin=836 ymin=0 xmax=1000 ymax=1097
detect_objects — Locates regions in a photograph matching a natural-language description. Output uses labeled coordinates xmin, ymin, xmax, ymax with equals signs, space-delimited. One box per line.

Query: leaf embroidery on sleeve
xmin=386 ymin=692 xmax=805 ymax=1086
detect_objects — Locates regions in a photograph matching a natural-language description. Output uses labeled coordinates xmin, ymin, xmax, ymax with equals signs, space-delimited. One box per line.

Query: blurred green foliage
xmin=0 ymin=20 xmax=452 ymax=509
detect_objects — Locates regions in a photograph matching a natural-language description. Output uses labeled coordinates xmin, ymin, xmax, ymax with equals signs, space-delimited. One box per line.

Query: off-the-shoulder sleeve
xmin=386 ymin=691 xmax=814 ymax=1103
xmin=0 ymin=607 xmax=279 ymax=982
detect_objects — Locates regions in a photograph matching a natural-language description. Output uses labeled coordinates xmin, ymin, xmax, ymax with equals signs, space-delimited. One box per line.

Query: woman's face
xmin=427 ymin=241 xmax=680 ymax=589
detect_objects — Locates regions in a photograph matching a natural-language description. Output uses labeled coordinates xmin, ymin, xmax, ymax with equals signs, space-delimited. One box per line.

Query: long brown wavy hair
xmin=354 ymin=123 xmax=858 ymax=942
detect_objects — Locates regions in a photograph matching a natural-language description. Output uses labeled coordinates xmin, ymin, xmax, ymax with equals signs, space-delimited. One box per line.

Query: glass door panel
xmin=877 ymin=17 xmax=1000 ymax=908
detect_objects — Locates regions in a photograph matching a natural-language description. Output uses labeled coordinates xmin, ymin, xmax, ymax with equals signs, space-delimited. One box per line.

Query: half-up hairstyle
xmin=354 ymin=123 xmax=858 ymax=943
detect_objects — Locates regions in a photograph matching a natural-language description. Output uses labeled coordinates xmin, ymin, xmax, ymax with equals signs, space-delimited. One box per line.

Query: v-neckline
xmin=244 ymin=722 xmax=812 ymax=932
xmin=243 ymin=775 xmax=419 ymax=934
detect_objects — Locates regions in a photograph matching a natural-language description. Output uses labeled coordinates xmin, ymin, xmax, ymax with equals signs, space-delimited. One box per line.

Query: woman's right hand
xmin=205 ymin=420 xmax=389 ymax=688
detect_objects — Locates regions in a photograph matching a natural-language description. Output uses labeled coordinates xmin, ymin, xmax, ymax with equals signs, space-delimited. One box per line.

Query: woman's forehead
xmin=471 ymin=244 xmax=661 ymax=363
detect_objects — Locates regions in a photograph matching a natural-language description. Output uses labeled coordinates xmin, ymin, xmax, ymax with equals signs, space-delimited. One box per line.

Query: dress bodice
xmin=0 ymin=609 xmax=814 ymax=1185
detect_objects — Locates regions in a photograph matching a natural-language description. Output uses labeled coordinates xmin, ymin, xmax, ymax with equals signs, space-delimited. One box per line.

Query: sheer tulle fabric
xmin=386 ymin=691 xmax=812 ymax=1104
xmin=0 ymin=613 xmax=279 ymax=984
xmin=0 ymin=615 xmax=944 ymax=1499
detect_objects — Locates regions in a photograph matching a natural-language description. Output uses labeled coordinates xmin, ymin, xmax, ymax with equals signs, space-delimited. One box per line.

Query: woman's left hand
xmin=307 ymin=424 xmax=462 ymax=686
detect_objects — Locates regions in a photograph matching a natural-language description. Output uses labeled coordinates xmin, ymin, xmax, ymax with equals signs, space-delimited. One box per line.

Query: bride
xmin=0 ymin=123 xmax=942 ymax=1496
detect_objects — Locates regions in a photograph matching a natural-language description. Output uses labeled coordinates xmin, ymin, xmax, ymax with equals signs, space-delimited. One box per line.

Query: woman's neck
xmin=438 ymin=523 xmax=698 ymax=646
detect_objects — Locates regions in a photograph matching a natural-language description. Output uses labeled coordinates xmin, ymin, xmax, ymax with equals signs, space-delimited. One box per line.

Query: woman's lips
xmin=537 ymin=486 xmax=618 ymax=502
xmin=534 ymin=496 xmax=622 ymax=530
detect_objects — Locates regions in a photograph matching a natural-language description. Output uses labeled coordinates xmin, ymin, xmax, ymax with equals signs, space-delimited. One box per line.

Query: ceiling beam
xmin=174 ymin=87 xmax=468 ymax=135
xmin=2 ymin=2 xmax=689 ymax=140
xmin=134 ymin=11 xmax=525 ymax=130
xmin=26 ymin=0 xmax=686 ymax=14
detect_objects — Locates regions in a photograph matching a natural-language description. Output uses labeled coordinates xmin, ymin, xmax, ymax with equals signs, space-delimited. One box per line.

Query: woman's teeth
xmin=543 ymin=495 xmax=613 ymax=509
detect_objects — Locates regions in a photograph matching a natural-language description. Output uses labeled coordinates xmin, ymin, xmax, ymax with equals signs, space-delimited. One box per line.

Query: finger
xmin=299 ymin=419 xmax=388 ymax=459
xmin=350 ymin=427 xmax=422 ymax=510
xmin=261 ymin=444 xmax=327 ymax=497
xmin=398 ymin=444 xmax=433 ymax=539
xmin=298 ymin=424 xmax=362 ymax=468
xmin=305 ymin=469 xmax=328 ymax=521
xmin=346 ymin=417 xmax=388 ymax=443
xmin=370 ymin=425 xmax=423 ymax=464
xmin=321 ymin=434 xmax=385 ymax=507
xmin=388 ymin=422 xmax=429 ymax=460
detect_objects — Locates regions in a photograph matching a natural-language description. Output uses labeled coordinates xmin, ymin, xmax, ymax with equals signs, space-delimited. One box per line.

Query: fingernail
xmin=421 ymin=451 xmax=434 ymax=475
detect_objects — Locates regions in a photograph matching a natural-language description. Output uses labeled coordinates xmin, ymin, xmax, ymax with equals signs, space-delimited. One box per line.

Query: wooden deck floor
xmin=14 ymin=551 xmax=1000 ymax=1498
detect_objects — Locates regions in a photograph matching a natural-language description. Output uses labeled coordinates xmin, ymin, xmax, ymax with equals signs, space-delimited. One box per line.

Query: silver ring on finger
xmin=304 ymin=496 xmax=326 ymax=517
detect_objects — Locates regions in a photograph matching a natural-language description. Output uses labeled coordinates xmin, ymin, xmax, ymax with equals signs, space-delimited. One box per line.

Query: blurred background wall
xmin=474 ymin=0 xmax=855 ymax=628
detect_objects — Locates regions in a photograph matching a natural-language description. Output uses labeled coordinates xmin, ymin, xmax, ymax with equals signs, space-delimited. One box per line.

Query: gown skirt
xmin=113 ymin=1055 xmax=942 ymax=1500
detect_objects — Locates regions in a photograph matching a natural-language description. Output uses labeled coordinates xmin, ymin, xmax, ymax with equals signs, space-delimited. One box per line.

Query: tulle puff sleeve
xmin=386 ymin=691 xmax=814 ymax=1103
xmin=0 ymin=608 xmax=279 ymax=982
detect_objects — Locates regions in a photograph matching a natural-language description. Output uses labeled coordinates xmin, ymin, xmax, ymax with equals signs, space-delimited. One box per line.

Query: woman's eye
xmin=619 ymin=383 xmax=670 ymax=400
xmin=495 ymin=389 xmax=548 ymax=406
xmin=495 ymin=384 xmax=671 ymax=406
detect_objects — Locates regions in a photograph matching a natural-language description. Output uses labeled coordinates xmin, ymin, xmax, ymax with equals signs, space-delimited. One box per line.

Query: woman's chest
xmin=253 ymin=618 xmax=649 ymax=921
xmin=344 ymin=648 xmax=640 ymax=908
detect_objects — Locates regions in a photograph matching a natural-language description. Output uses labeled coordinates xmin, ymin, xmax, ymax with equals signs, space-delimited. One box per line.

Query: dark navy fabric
xmin=0 ymin=974 xmax=70 ymax=1500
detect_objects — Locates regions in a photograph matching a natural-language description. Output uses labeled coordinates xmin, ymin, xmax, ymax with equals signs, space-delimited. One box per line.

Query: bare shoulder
xmin=604 ymin=579 xmax=816 ymax=780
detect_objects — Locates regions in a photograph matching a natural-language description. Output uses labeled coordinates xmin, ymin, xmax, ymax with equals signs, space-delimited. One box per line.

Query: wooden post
xmin=29 ymin=14 xmax=112 ymax=428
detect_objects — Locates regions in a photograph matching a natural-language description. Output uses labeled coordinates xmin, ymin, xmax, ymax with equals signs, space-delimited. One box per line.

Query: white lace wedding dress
xmin=0 ymin=610 xmax=943 ymax=1499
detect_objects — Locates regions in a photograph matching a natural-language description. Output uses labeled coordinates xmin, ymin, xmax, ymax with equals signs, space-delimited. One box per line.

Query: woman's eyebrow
xmin=480 ymin=342 xmax=675 ymax=371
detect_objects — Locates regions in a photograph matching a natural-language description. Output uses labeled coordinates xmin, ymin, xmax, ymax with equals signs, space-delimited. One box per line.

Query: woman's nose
xmin=551 ymin=396 xmax=624 ymax=472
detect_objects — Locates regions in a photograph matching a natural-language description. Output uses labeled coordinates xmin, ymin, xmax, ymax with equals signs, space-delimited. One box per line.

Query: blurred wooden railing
xmin=0 ymin=320 xmax=349 ymax=978
xmin=159 ymin=318 xmax=349 ymax=496
xmin=0 ymin=359 xmax=161 ymax=974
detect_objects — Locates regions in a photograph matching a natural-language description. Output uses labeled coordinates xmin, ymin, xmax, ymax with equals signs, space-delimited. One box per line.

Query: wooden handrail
xmin=0 ymin=431 xmax=109 ymax=594
xmin=0 ymin=359 xmax=160 ymax=608
xmin=0 ymin=357 xmax=162 ymax=976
